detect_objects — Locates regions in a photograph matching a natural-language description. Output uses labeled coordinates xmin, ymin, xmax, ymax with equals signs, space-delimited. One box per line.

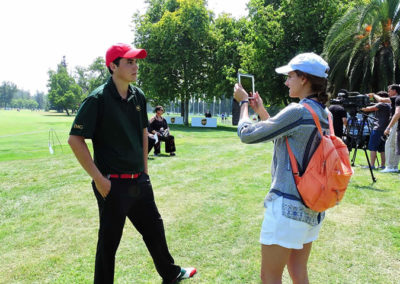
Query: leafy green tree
xmin=10 ymin=99 xmax=24 ymax=109
xmin=47 ymin=58 xmax=83 ymax=115
xmin=324 ymin=0 xmax=400 ymax=94
xmin=279 ymin=0 xmax=356 ymax=56
xmin=34 ymin=91 xmax=46 ymax=110
xmin=87 ymin=57 xmax=109 ymax=94
xmin=75 ymin=57 xmax=109 ymax=97
xmin=11 ymin=98 xmax=38 ymax=109
xmin=240 ymin=0 xmax=285 ymax=105
xmin=74 ymin=66 xmax=89 ymax=95
xmin=205 ymin=15 xmax=247 ymax=102
xmin=25 ymin=99 xmax=39 ymax=109
xmin=241 ymin=0 xmax=355 ymax=104
xmin=13 ymin=89 xmax=31 ymax=101
xmin=134 ymin=0 xmax=211 ymax=125
xmin=0 ymin=81 xmax=17 ymax=109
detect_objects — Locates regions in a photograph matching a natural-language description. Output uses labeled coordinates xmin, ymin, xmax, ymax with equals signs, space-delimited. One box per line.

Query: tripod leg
xmin=364 ymin=149 xmax=377 ymax=182
xmin=351 ymin=147 xmax=357 ymax=166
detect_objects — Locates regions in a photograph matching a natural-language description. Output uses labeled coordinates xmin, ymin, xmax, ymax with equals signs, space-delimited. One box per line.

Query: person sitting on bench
xmin=148 ymin=106 xmax=176 ymax=156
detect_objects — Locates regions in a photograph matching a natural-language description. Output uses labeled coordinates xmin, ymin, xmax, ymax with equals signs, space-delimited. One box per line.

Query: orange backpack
xmin=285 ymin=103 xmax=353 ymax=212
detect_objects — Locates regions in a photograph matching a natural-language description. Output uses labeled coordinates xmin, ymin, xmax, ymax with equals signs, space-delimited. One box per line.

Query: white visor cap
xmin=275 ymin=53 xmax=329 ymax=78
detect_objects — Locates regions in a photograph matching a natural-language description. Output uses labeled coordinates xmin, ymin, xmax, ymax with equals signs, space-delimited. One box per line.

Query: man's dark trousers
xmin=92 ymin=173 xmax=180 ymax=283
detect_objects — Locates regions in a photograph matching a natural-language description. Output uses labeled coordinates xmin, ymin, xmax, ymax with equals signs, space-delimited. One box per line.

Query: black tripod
xmin=344 ymin=111 xmax=377 ymax=182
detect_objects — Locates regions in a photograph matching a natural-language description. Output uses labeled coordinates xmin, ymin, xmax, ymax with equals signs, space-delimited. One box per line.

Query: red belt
xmin=108 ymin=173 xmax=141 ymax=179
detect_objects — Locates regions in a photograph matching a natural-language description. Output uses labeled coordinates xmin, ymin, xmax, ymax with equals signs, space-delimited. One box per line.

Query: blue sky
xmin=0 ymin=0 xmax=248 ymax=95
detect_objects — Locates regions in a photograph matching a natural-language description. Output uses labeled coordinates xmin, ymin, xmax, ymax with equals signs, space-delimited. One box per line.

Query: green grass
xmin=0 ymin=109 xmax=399 ymax=283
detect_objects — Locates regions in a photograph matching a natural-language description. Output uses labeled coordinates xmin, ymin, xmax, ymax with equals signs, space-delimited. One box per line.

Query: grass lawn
xmin=0 ymin=109 xmax=399 ymax=283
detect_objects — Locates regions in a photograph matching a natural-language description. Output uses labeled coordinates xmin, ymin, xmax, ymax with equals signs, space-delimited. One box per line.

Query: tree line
xmin=0 ymin=55 xmax=108 ymax=113
xmin=0 ymin=81 xmax=46 ymax=110
xmin=47 ymin=56 xmax=109 ymax=115
xmin=134 ymin=0 xmax=400 ymax=124
xmin=3 ymin=0 xmax=399 ymax=122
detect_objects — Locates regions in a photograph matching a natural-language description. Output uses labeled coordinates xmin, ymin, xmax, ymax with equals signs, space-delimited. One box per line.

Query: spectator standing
xmin=361 ymin=91 xmax=391 ymax=169
xmin=372 ymin=84 xmax=400 ymax=172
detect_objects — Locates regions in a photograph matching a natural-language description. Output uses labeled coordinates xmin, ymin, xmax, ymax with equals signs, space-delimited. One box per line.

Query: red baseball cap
xmin=105 ymin=43 xmax=147 ymax=67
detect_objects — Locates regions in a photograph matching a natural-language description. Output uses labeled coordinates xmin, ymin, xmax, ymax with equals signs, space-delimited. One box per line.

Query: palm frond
xmin=324 ymin=0 xmax=400 ymax=93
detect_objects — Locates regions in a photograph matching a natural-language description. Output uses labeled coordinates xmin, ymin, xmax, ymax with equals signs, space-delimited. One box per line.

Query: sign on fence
xmin=165 ymin=116 xmax=184 ymax=125
xmin=191 ymin=117 xmax=217 ymax=127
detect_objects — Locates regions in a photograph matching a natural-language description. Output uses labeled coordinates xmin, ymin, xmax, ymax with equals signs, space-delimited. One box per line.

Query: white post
xmin=174 ymin=98 xmax=176 ymax=114
xmin=202 ymin=94 xmax=205 ymax=115
xmin=191 ymin=96 xmax=194 ymax=115
xmin=212 ymin=96 xmax=216 ymax=116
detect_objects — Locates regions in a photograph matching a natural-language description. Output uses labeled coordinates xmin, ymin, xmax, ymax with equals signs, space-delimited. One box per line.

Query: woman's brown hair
xmin=294 ymin=70 xmax=330 ymax=104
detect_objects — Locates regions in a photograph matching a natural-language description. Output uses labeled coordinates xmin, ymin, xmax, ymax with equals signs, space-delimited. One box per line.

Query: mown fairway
xmin=0 ymin=109 xmax=399 ymax=283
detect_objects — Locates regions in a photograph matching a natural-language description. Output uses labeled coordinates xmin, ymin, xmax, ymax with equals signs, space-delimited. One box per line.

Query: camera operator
xmin=328 ymin=98 xmax=347 ymax=138
xmin=361 ymin=91 xmax=391 ymax=169
xmin=371 ymin=84 xmax=400 ymax=172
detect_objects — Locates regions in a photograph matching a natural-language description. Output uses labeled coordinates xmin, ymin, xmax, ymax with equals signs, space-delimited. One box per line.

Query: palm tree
xmin=324 ymin=0 xmax=400 ymax=95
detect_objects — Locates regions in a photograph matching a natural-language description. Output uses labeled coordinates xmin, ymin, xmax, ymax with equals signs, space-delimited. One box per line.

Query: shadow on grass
xmin=148 ymin=153 xmax=177 ymax=158
xmin=353 ymin=184 xmax=385 ymax=192
xmin=42 ymin=114 xmax=74 ymax=117
xmin=40 ymin=110 xmax=75 ymax=117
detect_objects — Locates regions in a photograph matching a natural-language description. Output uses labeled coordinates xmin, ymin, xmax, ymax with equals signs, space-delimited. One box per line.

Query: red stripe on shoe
xmin=189 ymin=268 xmax=197 ymax=277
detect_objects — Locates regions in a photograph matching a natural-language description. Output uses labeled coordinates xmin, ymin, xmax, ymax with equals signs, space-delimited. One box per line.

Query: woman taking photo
xmin=234 ymin=53 xmax=330 ymax=284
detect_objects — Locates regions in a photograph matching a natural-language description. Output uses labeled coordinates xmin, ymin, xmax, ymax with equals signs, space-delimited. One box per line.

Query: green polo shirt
xmin=70 ymin=78 xmax=148 ymax=174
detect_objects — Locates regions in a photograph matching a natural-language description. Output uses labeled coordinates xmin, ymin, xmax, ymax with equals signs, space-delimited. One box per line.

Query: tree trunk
xmin=65 ymin=108 xmax=70 ymax=116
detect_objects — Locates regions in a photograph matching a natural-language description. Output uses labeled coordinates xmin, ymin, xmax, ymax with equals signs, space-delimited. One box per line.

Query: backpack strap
xmin=285 ymin=137 xmax=301 ymax=184
xmin=285 ymin=102 xmax=333 ymax=184
xmin=303 ymin=103 xmax=335 ymax=136
xmin=303 ymin=103 xmax=323 ymax=136
xmin=327 ymin=109 xmax=335 ymax=136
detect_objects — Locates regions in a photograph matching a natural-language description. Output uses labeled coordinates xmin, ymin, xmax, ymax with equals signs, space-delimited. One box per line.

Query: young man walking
xmin=68 ymin=43 xmax=196 ymax=283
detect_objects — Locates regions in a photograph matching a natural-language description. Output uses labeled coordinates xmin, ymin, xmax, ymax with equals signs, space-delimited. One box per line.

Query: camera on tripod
xmin=330 ymin=89 xmax=372 ymax=150
xmin=330 ymin=89 xmax=371 ymax=115
xmin=332 ymin=90 xmax=377 ymax=182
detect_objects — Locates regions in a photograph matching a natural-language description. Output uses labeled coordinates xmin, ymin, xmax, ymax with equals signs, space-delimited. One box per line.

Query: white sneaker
xmin=179 ymin=267 xmax=197 ymax=279
xmin=380 ymin=168 xmax=398 ymax=173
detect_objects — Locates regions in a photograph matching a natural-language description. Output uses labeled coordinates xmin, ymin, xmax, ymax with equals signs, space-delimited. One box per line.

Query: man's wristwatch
xmin=239 ymin=100 xmax=249 ymax=106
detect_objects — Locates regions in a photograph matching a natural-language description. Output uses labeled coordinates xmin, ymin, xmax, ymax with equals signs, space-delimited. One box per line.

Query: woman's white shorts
xmin=260 ymin=196 xmax=322 ymax=249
